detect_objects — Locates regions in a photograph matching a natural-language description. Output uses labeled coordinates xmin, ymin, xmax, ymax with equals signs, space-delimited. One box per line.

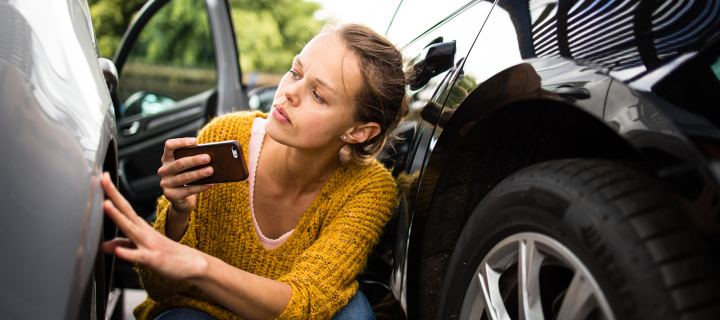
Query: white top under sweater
xmin=248 ymin=116 xmax=293 ymax=250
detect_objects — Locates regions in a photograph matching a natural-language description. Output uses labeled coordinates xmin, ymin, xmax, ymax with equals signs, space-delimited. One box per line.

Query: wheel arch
xmin=102 ymin=138 xmax=119 ymax=187
xmin=103 ymin=138 xmax=119 ymax=186
xmin=407 ymin=98 xmax=650 ymax=318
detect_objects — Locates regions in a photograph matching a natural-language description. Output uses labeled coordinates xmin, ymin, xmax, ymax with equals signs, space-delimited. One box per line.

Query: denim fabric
xmin=152 ymin=291 xmax=375 ymax=320
xmin=153 ymin=308 xmax=216 ymax=320
xmin=331 ymin=291 xmax=375 ymax=320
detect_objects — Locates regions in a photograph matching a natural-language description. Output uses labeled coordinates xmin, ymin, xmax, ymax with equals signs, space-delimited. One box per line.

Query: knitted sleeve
xmin=276 ymin=168 xmax=397 ymax=319
xmin=134 ymin=113 xmax=238 ymax=301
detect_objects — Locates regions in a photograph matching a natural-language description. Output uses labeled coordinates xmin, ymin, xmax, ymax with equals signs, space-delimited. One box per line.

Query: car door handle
xmin=410 ymin=41 xmax=457 ymax=90
xmin=549 ymin=86 xmax=591 ymax=99
xmin=120 ymin=121 xmax=140 ymax=136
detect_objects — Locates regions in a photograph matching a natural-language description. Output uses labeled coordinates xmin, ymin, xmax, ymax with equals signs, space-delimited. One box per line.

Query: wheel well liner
xmin=103 ymin=139 xmax=118 ymax=187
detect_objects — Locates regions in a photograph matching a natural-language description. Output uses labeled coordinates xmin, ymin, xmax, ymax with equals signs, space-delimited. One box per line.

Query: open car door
xmin=111 ymin=0 xmax=247 ymax=288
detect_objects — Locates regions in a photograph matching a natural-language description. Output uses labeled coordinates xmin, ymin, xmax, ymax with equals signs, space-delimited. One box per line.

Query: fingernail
xmin=188 ymin=137 xmax=196 ymax=145
xmin=204 ymin=167 xmax=212 ymax=175
xmin=202 ymin=155 xmax=209 ymax=163
xmin=205 ymin=184 xmax=214 ymax=189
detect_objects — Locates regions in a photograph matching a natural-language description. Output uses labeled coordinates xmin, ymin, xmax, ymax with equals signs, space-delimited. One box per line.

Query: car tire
xmin=436 ymin=159 xmax=720 ymax=320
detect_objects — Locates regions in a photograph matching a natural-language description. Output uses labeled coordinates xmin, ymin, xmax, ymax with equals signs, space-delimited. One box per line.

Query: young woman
xmin=100 ymin=24 xmax=409 ymax=320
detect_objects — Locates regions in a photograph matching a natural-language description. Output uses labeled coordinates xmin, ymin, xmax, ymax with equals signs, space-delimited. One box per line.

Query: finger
xmin=161 ymin=138 xmax=197 ymax=163
xmin=163 ymin=154 xmax=211 ymax=177
xmin=101 ymin=238 xmax=136 ymax=254
xmin=103 ymin=199 xmax=149 ymax=244
xmin=169 ymin=165 xmax=214 ymax=188
xmin=165 ymin=184 xmax=214 ymax=200
xmin=102 ymin=173 xmax=142 ymax=224
xmin=115 ymin=246 xmax=145 ymax=264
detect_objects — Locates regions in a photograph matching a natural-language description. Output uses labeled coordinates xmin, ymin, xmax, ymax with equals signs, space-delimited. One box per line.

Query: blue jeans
xmin=153 ymin=291 xmax=375 ymax=320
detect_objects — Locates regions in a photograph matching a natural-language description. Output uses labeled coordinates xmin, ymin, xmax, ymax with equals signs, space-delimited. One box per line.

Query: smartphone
xmin=173 ymin=140 xmax=249 ymax=185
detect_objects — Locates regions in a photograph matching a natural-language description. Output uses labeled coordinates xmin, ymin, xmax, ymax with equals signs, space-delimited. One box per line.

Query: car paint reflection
xmin=0 ymin=0 xmax=116 ymax=318
xmin=387 ymin=0 xmax=720 ymax=315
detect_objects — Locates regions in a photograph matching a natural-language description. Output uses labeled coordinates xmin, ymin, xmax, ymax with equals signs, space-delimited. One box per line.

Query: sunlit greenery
xmin=117 ymin=0 xmax=217 ymax=106
xmin=89 ymin=0 xmax=322 ymax=73
xmin=231 ymin=0 xmax=322 ymax=72
xmin=127 ymin=0 xmax=215 ymax=67
xmin=88 ymin=0 xmax=147 ymax=59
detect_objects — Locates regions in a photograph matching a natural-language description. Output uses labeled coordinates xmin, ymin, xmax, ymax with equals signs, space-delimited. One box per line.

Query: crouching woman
xmin=100 ymin=23 xmax=409 ymax=320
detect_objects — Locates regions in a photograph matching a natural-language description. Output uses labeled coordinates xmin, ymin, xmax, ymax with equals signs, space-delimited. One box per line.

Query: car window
xmin=386 ymin=0 xmax=475 ymax=47
xmin=248 ymin=86 xmax=277 ymax=113
xmin=397 ymin=1 xmax=492 ymax=124
xmin=117 ymin=0 xmax=216 ymax=118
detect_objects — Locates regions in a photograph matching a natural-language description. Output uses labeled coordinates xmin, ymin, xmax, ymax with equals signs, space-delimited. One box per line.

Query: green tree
xmin=88 ymin=0 xmax=147 ymax=58
xmin=89 ymin=0 xmax=322 ymax=73
xmin=127 ymin=0 xmax=214 ymax=67
xmin=229 ymin=0 xmax=322 ymax=72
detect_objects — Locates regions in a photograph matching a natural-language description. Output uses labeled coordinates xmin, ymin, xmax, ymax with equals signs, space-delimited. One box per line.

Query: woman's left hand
xmin=100 ymin=172 xmax=207 ymax=281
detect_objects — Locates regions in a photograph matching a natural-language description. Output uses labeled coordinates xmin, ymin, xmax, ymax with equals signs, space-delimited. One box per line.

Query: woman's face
xmin=265 ymin=32 xmax=363 ymax=151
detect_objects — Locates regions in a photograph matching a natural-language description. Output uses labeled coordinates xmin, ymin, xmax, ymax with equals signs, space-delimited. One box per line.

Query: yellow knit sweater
xmin=133 ymin=111 xmax=397 ymax=320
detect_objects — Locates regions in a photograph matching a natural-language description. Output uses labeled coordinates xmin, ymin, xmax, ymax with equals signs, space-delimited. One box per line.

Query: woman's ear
xmin=344 ymin=122 xmax=381 ymax=144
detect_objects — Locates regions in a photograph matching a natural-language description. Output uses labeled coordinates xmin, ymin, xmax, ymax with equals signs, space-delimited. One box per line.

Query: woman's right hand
xmin=158 ymin=137 xmax=214 ymax=216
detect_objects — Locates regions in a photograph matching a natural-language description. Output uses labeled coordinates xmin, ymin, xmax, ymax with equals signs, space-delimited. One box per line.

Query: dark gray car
xmin=0 ymin=0 xmax=247 ymax=317
xmin=0 ymin=0 xmax=119 ymax=319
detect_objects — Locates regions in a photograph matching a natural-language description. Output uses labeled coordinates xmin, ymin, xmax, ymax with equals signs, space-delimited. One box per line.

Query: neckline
xmin=251 ymin=162 xmax=346 ymax=252
xmin=248 ymin=118 xmax=293 ymax=247
xmin=247 ymin=117 xmax=348 ymax=252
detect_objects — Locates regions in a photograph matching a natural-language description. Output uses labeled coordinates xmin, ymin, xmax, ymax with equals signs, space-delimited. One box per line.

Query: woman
xmin=100 ymin=23 xmax=408 ymax=320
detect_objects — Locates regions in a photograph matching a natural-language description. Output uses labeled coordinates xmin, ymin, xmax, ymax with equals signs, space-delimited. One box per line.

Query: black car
xmin=103 ymin=0 xmax=720 ymax=319
xmin=377 ymin=0 xmax=720 ymax=319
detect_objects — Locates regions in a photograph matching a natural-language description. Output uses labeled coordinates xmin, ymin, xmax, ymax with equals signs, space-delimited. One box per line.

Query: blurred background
xmin=89 ymin=0 xmax=321 ymax=105
xmin=88 ymin=0 xmax=398 ymax=92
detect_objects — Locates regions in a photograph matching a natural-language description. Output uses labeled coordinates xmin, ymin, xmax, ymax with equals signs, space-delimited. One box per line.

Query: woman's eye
xmin=289 ymin=70 xmax=300 ymax=80
xmin=313 ymin=91 xmax=324 ymax=103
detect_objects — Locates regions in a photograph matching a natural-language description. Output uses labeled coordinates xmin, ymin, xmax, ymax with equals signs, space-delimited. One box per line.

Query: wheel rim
xmin=460 ymin=232 xmax=615 ymax=320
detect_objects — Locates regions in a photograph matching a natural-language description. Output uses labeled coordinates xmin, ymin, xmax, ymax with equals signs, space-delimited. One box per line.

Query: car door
xmin=380 ymin=0 xmax=495 ymax=314
xmin=110 ymin=0 xmax=246 ymax=288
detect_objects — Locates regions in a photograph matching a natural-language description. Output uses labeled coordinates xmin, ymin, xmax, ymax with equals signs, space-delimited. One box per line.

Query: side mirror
xmin=98 ymin=58 xmax=118 ymax=95
xmin=410 ymin=41 xmax=456 ymax=90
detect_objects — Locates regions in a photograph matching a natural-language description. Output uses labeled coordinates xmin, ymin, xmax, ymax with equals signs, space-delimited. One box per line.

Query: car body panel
xmin=0 ymin=0 xmax=117 ymax=318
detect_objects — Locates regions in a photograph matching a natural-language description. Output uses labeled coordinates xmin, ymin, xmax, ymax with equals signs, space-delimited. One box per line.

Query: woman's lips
xmin=272 ymin=106 xmax=291 ymax=124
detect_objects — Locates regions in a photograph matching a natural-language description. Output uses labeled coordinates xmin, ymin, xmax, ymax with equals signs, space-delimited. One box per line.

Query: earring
xmin=343 ymin=135 xmax=347 ymax=140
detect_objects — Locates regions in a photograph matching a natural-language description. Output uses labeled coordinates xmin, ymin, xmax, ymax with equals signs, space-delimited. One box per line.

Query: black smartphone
xmin=173 ymin=140 xmax=249 ymax=185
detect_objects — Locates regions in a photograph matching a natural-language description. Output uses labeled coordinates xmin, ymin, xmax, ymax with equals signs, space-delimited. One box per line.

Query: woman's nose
xmin=284 ymin=82 xmax=301 ymax=107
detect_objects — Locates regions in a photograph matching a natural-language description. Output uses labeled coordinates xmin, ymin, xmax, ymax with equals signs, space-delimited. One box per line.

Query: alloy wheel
xmin=460 ymin=232 xmax=615 ymax=320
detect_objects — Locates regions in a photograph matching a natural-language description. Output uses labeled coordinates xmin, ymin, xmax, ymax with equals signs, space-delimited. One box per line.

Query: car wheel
xmin=437 ymin=159 xmax=720 ymax=320
xmin=77 ymin=265 xmax=98 ymax=320
xmin=78 ymin=214 xmax=119 ymax=320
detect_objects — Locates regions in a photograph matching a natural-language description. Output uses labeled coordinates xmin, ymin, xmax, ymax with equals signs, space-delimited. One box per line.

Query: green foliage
xmin=88 ymin=0 xmax=147 ymax=58
xmin=229 ymin=0 xmax=323 ymax=72
xmin=89 ymin=0 xmax=322 ymax=73
xmin=128 ymin=0 xmax=215 ymax=67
